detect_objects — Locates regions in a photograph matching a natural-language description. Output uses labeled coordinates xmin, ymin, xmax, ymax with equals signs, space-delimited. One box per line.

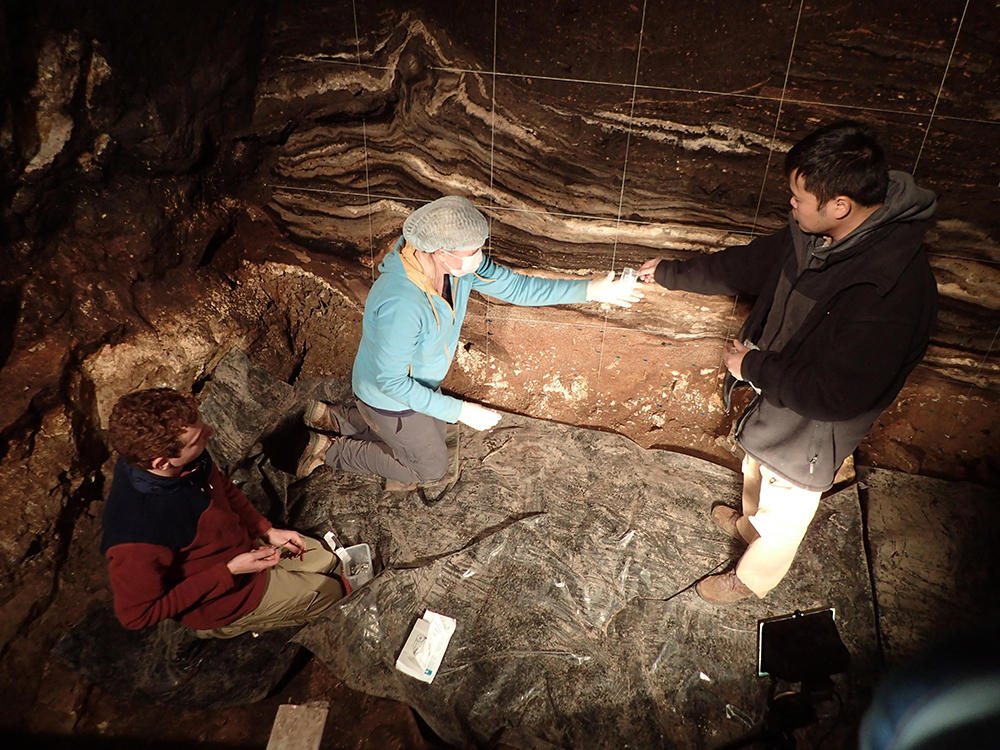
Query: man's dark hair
xmin=784 ymin=120 xmax=889 ymax=207
xmin=108 ymin=388 xmax=201 ymax=467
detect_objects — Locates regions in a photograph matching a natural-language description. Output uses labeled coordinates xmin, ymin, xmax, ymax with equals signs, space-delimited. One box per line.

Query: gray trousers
xmin=323 ymin=399 xmax=449 ymax=483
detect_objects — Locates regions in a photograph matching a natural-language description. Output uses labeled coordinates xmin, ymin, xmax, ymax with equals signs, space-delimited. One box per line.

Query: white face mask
xmin=443 ymin=248 xmax=483 ymax=277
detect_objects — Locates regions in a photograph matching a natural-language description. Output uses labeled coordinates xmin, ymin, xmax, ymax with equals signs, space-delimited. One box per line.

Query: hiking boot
xmin=303 ymin=400 xmax=340 ymax=433
xmin=296 ymin=432 xmax=333 ymax=477
xmin=696 ymin=570 xmax=755 ymax=604
xmin=711 ymin=505 xmax=757 ymax=544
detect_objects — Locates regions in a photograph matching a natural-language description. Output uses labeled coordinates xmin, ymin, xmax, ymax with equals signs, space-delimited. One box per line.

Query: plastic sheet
xmin=56 ymin=605 xmax=303 ymax=709
xmin=204 ymin=350 xmax=880 ymax=748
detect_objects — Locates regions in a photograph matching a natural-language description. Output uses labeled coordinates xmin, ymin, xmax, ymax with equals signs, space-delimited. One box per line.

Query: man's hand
xmin=458 ymin=401 xmax=502 ymax=431
xmin=586 ymin=272 xmax=644 ymax=308
xmin=265 ymin=527 xmax=305 ymax=558
xmin=724 ymin=338 xmax=750 ymax=380
xmin=227 ymin=547 xmax=281 ymax=575
xmin=637 ymin=258 xmax=662 ymax=283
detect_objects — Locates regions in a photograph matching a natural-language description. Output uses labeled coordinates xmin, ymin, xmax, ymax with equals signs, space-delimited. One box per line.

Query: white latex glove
xmin=457 ymin=401 xmax=502 ymax=431
xmin=586 ymin=271 xmax=644 ymax=308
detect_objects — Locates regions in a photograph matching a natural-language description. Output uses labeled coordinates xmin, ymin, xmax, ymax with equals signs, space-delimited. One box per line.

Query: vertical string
xmin=597 ymin=0 xmax=648 ymax=389
xmin=351 ymin=0 xmax=375 ymax=280
xmin=362 ymin=122 xmax=374 ymax=280
xmin=911 ymin=1 xmax=979 ymax=441
xmin=750 ymin=0 xmax=805 ymax=238
xmin=913 ymin=0 xmax=970 ymax=175
xmin=721 ymin=0 xmax=805 ymax=364
xmin=485 ymin=0 xmax=499 ymax=363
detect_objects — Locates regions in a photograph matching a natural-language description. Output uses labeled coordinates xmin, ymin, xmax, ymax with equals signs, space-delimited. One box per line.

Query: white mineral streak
xmin=266 ymin=35 xmax=754 ymax=255
xmin=492 ymin=211 xmax=739 ymax=252
xmin=932 ymin=257 xmax=1000 ymax=310
xmin=260 ymin=261 xmax=360 ymax=308
xmin=25 ymin=34 xmax=82 ymax=174
xmin=541 ymin=373 xmax=589 ymax=402
xmin=581 ymin=110 xmax=789 ymax=154
xmin=84 ymin=46 xmax=112 ymax=106
xmin=454 ymin=345 xmax=511 ymax=390
xmin=451 ymin=77 xmax=546 ymax=151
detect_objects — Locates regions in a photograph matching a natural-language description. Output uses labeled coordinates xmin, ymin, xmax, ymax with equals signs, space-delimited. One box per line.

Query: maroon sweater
xmin=101 ymin=454 xmax=272 ymax=630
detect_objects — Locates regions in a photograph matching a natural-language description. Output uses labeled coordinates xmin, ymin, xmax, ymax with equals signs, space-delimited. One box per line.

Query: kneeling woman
xmin=297 ymin=195 xmax=638 ymax=486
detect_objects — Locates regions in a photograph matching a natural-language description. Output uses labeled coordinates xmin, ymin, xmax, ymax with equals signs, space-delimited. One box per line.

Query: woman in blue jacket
xmin=296 ymin=195 xmax=639 ymax=486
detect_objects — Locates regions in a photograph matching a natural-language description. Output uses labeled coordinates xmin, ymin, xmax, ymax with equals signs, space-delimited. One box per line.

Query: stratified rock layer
xmin=256 ymin=2 xmax=1000 ymax=390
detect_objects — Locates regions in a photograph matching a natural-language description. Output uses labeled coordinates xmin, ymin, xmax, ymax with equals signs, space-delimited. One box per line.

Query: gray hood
xmin=793 ymin=170 xmax=937 ymax=266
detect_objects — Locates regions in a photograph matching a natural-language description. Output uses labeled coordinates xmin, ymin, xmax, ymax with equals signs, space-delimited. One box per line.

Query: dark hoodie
xmin=654 ymin=171 xmax=938 ymax=490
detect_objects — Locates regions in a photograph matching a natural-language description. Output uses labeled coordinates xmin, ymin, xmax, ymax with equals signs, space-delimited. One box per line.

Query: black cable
xmin=637 ymin=556 xmax=733 ymax=605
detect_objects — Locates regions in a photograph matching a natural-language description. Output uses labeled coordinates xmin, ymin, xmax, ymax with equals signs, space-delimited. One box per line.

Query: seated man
xmin=102 ymin=388 xmax=346 ymax=638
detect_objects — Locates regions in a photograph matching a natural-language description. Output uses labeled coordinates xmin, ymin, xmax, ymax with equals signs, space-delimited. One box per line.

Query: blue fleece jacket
xmin=352 ymin=238 xmax=589 ymax=422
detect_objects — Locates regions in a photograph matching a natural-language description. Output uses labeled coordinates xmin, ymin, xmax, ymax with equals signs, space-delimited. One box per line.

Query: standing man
xmin=103 ymin=388 xmax=347 ymax=637
xmin=298 ymin=195 xmax=640 ymax=487
xmin=639 ymin=120 xmax=937 ymax=603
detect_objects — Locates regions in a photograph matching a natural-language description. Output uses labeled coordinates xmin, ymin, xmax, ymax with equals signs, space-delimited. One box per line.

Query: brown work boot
xmin=696 ymin=570 xmax=755 ymax=604
xmin=296 ymin=432 xmax=333 ymax=477
xmin=711 ymin=505 xmax=757 ymax=544
xmin=303 ymin=400 xmax=340 ymax=433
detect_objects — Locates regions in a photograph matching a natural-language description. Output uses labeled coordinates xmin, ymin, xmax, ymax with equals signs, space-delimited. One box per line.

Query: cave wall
xmin=1 ymin=0 xmax=999 ymax=732
xmin=256 ymin=1 xmax=1000 ymax=451
xmin=260 ymin=1 xmax=999 ymax=328
xmin=0 ymin=0 xmax=283 ymax=681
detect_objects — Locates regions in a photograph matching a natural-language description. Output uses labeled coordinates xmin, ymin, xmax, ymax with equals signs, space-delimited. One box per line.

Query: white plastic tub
xmin=339 ymin=542 xmax=373 ymax=590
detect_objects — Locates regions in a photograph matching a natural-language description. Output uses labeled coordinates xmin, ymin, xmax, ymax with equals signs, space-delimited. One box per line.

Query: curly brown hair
xmin=108 ymin=388 xmax=201 ymax=467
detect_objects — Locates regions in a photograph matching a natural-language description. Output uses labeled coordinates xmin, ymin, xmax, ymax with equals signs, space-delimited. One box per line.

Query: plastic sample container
xmin=619 ymin=267 xmax=637 ymax=294
xmin=340 ymin=543 xmax=374 ymax=590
